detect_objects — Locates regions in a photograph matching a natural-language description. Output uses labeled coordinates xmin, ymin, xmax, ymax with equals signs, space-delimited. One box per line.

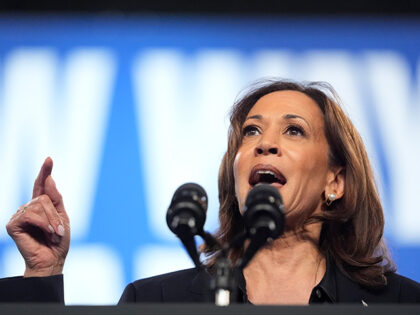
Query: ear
xmin=324 ymin=167 xmax=345 ymax=201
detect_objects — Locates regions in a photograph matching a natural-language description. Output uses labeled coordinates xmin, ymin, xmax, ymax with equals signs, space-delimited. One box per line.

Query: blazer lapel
xmin=188 ymin=268 xmax=212 ymax=302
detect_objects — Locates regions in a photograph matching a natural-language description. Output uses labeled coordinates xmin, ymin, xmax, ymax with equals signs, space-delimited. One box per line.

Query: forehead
xmin=248 ymin=90 xmax=324 ymax=123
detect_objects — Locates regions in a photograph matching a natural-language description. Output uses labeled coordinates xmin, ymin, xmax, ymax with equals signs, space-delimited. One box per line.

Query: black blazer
xmin=118 ymin=267 xmax=420 ymax=304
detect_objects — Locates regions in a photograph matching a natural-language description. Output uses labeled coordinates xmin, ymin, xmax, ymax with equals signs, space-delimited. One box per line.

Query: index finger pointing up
xmin=32 ymin=157 xmax=53 ymax=198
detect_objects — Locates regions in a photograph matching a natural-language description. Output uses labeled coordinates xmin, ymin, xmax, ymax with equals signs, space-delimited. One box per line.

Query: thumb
xmin=44 ymin=175 xmax=65 ymax=213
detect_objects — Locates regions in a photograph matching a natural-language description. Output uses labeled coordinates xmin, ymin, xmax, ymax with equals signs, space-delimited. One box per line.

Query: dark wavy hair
xmin=205 ymin=79 xmax=395 ymax=288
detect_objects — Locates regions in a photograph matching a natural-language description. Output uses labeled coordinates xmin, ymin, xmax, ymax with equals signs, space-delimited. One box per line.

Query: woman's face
xmin=233 ymin=90 xmax=335 ymax=226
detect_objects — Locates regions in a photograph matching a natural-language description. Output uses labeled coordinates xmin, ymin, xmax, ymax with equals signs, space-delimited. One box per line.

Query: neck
xmin=242 ymin=227 xmax=326 ymax=304
xmin=244 ymin=231 xmax=323 ymax=274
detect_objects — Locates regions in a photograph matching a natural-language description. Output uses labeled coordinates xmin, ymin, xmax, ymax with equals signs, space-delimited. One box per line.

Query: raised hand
xmin=6 ymin=157 xmax=70 ymax=277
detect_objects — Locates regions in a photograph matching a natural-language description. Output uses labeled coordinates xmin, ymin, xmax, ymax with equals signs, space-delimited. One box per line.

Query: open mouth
xmin=249 ymin=164 xmax=287 ymax=187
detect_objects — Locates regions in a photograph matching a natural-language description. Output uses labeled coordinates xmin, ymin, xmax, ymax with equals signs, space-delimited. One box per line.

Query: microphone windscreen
xmin=167 ymin=182 xmax=208 ymax=236
xmin=243 ymin=183 xmax=285 ymax=239
xmin=238 ymin=184 xmax=286 ymax=269
xmin=170 ymin=182 xmax=208 ymax=213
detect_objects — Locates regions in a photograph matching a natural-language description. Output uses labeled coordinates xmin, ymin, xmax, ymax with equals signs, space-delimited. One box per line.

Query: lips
xmin=248 ymin=164 xmax=287 ymax=187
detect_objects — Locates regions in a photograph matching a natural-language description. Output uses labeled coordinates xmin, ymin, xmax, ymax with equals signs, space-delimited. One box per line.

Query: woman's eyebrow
xmin=245 ymin=114 xmax=262 ymax=121
xmin=283 ymin=113 xmax=304 ymax=120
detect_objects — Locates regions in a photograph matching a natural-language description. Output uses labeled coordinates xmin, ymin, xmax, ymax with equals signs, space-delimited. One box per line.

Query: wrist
xmin=24 ymin=261 xmax=64 ymax=278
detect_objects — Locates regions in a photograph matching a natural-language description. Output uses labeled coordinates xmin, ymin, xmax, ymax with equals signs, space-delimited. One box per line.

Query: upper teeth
xmin=257 ymin=170 xmax=276 ymax=176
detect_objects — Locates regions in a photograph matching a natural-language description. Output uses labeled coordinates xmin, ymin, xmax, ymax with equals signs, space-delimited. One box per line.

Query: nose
xmin=254 ymin=138 xmax=280 ymax=156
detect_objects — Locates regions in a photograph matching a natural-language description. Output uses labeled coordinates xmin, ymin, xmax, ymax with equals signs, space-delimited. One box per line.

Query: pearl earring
xmin=326 ymin=193 xmax=336 ymax=206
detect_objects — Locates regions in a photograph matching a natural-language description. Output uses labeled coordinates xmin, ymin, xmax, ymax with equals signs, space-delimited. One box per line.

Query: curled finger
xmin=7 ymin=209 xmax=61 ymax=244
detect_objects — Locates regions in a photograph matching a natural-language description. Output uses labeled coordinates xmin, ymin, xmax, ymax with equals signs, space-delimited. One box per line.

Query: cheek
xmin=285 ymin=147 xmax=330 ymax=207
xmin=289 ymin=146 xmax=328 ymax=176
xmin=306 ymin=150 xmax=330 ymax=182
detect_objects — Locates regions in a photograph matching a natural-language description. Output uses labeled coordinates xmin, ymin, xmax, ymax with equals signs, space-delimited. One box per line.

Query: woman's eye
xmin=242 ymin=125 xmax=260 ymax=137
xmin=285 ymin=125 xmax=305 ymax=136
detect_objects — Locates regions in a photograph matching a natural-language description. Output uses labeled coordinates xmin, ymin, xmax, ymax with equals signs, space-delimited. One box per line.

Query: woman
xmin=2 ymin=79 xmax=420 ymax=304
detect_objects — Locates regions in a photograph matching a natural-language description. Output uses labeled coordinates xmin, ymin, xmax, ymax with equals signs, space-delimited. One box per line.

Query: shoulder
xmin=118 ymin=268 xmax=211 ymax=303
xmin=334 ymin=263 xmax=420 ymax=303
xmin=384 ymin=272 xmax=420 ymax=302
xmin=358 ymin=272 xmax=420 ymax=304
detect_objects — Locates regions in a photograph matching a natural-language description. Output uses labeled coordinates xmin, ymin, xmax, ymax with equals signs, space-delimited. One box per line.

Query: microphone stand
xmin=182 ymin=226 xmax=268 ymax=306
xmin=167 ymin=183 xmax=269 ymax=305
xmin=199 ymin=231 xmax=247 ymax=306
xmin=211 ymin=257 xmax=235 ymax=306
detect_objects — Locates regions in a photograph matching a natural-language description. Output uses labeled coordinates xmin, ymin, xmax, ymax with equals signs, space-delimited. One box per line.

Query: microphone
xmin=166 ymin=183 xmax=208 ymax=268
xmin=239 ymin=184 xmax=285 ymax=269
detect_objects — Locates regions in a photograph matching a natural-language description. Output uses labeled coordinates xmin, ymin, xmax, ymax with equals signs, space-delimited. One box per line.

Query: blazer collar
xmin=333 ymin=262 xmax=368 ymax=304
